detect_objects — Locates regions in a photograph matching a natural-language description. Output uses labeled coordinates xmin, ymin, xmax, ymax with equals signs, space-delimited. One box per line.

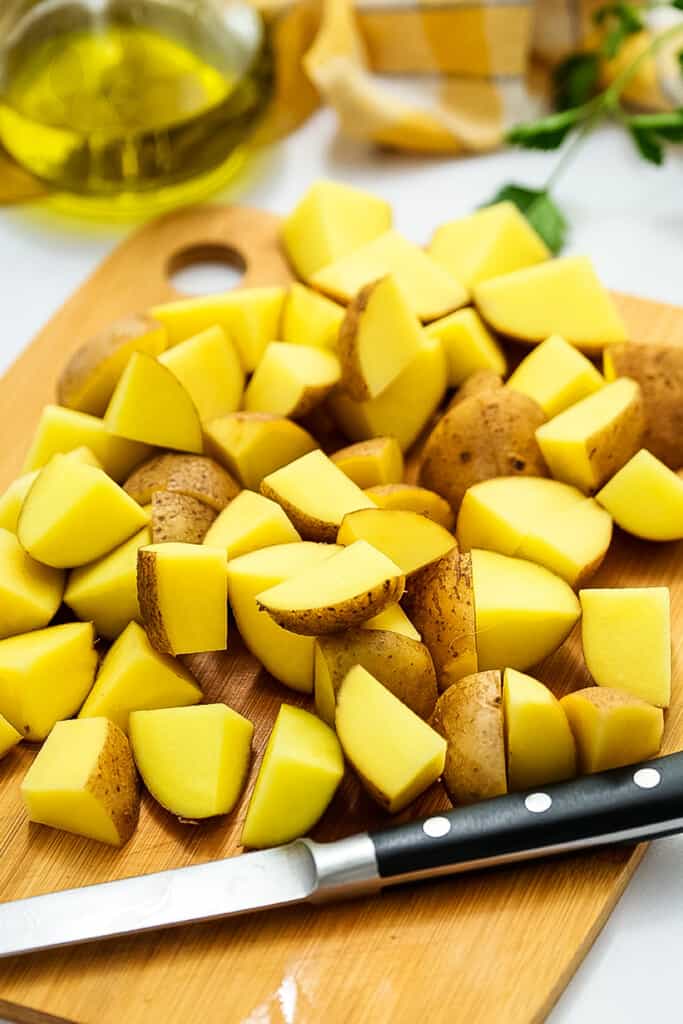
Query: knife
xmin=2 ymin=750 xmax=683 ymax=958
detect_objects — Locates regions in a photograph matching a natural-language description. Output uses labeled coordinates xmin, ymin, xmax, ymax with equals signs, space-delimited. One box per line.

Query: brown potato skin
xmin=124 ymin=453 xmax=239 ymax=510
xmin=364 ymin=483 xmax=455 ymax=530
xmin=89 ymin=720 xmax=141 ymax=845
xmin=430 ymin=670 xmax=507 ymax=805
xmin=419 ymin=389 xmax=547 ymax=511
xmin=606 ymin=343 xmax=683 ymax=468
xmin=259 ymin=481 xmax=337 ymax=542
xmin=316 ymin=629 xmax=438 ymax=720
xmin=137 ymin=549 xmax=172 ymax=654
xmin=447 ymin=369 xmax=504 ymax=410
xmin=257 ymin=573 xmax=406 ymax=635
xmin=151 ymin=491 xmax=217 ymax=544
xmin=402 ymin=549 xmax=478 ymax=691
xmin=337 ymin=279 xmax=381 ymax=401
xmin=585 ymin=381 xmax=645 ymax=493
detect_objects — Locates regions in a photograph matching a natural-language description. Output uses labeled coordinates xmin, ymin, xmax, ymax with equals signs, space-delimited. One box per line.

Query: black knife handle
xmin=370 ymin=751 xmax=683 ymax=881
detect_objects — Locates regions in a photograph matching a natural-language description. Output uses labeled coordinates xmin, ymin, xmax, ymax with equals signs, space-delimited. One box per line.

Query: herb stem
xmin=604 ymin=20 xmax=683 ymax=104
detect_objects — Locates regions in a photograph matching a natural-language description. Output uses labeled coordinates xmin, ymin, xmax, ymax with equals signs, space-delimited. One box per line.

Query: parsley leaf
xmin=553 ymin=52 xmax=601 ymax=110
xmin=628 ymin=124 xmax=664 ymax=164
xmin=627 ymin=110 xmax=683 ymax=142
xmin=672 ymin=0 xmax=683 ymax=10
xmin=594 ymin=2 xmax=644 ymax=59
xmin=507 ymin=108 xmax=583 ymax=150
xmin=485 ymin=186 xmax=568 ymax=254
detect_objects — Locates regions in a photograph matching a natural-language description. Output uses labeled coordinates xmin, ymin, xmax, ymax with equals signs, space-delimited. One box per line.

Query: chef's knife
xmin=2 ymin=750 xmax=682 ymax=958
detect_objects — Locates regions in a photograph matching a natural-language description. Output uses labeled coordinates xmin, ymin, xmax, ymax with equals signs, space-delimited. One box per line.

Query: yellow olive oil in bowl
xmin=0 ymin=0 xmax=272 ymax=213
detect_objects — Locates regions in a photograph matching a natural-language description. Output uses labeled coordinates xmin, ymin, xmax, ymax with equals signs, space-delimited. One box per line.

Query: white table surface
xmin=1 ymin=109 xmax=682 ymax=1024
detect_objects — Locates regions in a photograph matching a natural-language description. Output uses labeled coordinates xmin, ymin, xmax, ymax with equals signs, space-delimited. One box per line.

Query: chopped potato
xmin=204 ymin=490 xmax=300 ymax=558
xmin=244 ymin=342 xmax=340 ymax=418
xmin=448 ymin=369 xmax=503 ymax=409
xmin=0 ymin=714 xmax=22 ymax=759
xmin=426 ymin=307 xmax=506 ymax=386
xmin=331 ymin=437 xmax=403 ymax=489
xmin=561 ymin=687 xmax=664 ymax=773
xmin=507 ymin=335 xmax=605 ymax=418
xmin=503 ymin=668 xmax=576 ymax=790
xmin=151 ymin=490 xmax=217 ymax=544
xmin=124 ymin=453 xmax=239 ymax=511
xmin=596 ymin=449 xmax=683 ymax=541
xmin=337 ymin=507 xmax=456 ymax=576
xmin=281 ymin=283 xmax=344 ymax=349
xmin=362 ymin=602 xmax=420 ymax=640
xmin=0 ymin=528 xmax=64 ymax=640
xmin=158 ymin=325 xmax=244 ymax=422
xmin=204 ymin=411 xmax=317 ymax=491
xmin=364 ymin=483 xmax=454 ymax=530
xmin=0 ymin=447 xmax=102 ymax=535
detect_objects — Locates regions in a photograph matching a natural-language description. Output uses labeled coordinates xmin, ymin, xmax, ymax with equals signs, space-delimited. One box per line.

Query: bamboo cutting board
xmin=0 ymin=204 xmax=681 ymax=1024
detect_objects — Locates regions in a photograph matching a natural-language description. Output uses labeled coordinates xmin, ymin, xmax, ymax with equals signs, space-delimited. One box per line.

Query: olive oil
xmin=0 ymin=1 xmax=272 ymax=211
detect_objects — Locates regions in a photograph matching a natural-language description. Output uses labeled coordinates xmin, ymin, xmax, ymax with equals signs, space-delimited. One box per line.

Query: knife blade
xmin=2 ymin=750 xmax=683 ymax=958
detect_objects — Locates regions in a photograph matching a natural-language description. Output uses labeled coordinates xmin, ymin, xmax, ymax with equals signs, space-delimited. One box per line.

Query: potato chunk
xmin=0 ymin=622 xmax=97 ymax=741
xmin=18 ymin=455 xmax=149 ymax=568
xmin=124 ymin=453 xmax=239 ymax=511
xmin=138 ymin=543 xmax=228 ymax=655
xmin=426 ymin=308 xmax=506 ymax=387
xmin=338 ymin=275 xmax=423 ymax=400
xmin=257 ymin=539 xmax=404 ymax=635
xmin=65 ymin=524 xmax=151 ymax=639
xmin=429 ymin=202 xmax=550 ymax=287
xmin=596 ymin=449 xmax=683 ymax=541
xmin=336 ymin=666 xmax=446 ymax=813
xmin=364 ymin=483 xmax=454 ymax=530
xmin=244 ymin=343 xmax=340 ymax=418
xmin=241 ymin=704 xmax=344 ymax=848
xmin=430 ymin=670 xmax=507 ymax=805
xmin=281 ymin=283 xmax=344 ymax=349
xmin=473 ymin=256 xmax=628 ymax=352
xmin=152 ymin=287 xmax=285 ymax=371
xmin=158 ymin=326 xmax=244 ymax=421
xmin=0 ymin=449 xmax=102 ymax=534
xmin=151 ymin=491 xmax=217 ymax=544
xmin=503 ymin=668 xmax=576 ymax=790
xmin=203 ymin=490 xmax=300 ymax=558
xmin=21 ymin=717 xmax=139 ymax=846
xmin=560 ymin=687 xmax=663 ymax=773
xmin=260 ymin=449 xmax=375 ymax=542
xmin=0 ymin=714 xmax=22 ymax=759
xmin=471 ymin=549 xmax=581 ymax=671
xmin=57 ymin=314 xmax=167 ymax=416
xmin=331 ymin=437 xmax=403 ymax=489
xmin=507 ymin=335 xmax=605 ymax=417
xmin=204 ymin=412 xmax=317 ymax=491
xmin=337 ymin=508 xmax=456 ymax=576
xmin=105 ymin=352 xmax=203 ymax=453
xmin=536 ymin=377 xmax=645 ymax=493
xmin=130 ymin=704 xmax=253 ymax=819
xmin=228 ymin=542 xmax=338 ymax=692
xmin=79 ymin=621 xmax=202 ymax=733
xmin=281 ymin=180 xmax=392 ymax=281
xmin=312 ymin=230 xmax=467 ymax=322
xmin=0 ymin=528 xmax=64 ymax=640
xmin=314 ymin=629 xmax=437 ymax=726
xmin=580 ymin=587 xmax=671 ymax=707
xmin=362 ymin=603 xmax=420 ymax=640
xmin=457 ymin=476 xmax=612 ymax=587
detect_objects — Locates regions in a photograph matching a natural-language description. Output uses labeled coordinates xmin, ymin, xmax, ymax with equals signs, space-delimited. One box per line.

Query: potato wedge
xmin=561 ymin=687 xmax=663 ymax=773
xmin=336 ymin=665 xmax=446 ymax=813
xmin=244 ymin=342 xmax=341 ymax=418
xmin=507 ymin=335 xmax=605 ymax=418
xmin=362 ymin=602 xmax=420 ymax=640
xmin=151 ymin=491 xmax=217 ymax=544
xmin=426 ymin=307 xmax=506 ymax=387
xmin=204 ymin=490 xmax=300 ymax=558
xmin=365 ymin=483 xmax=454 ymax=529
xmin=596 ymin=449 xmax=683 ymax=541
xmin=332 ymin=437 xmax=403 ymax=489
xmin=256 ymin=539 xmax=405 ymax=635
xmin=124 ymin=453 xmax=239 ymax=511
xmin=536 ymin=377 xmax=645 ymax=493
xmin=0 ymin=528 xmax=64 ymax=640
xmin=57 ymin=314 xmax=167 ymax=416
xmin=0 ymin=472 xmax=38 ymax=534
xmin=314 ymin=628 xmax=437 ymax=726
xmin=0 ymin=715 xmax=21 ymax=759
xmin=281 ymin=283 xmax=344 ymax=349
xmin=503 ymin=668 xmax=576 ymax=790
xmin=158 ymin=325 xmax=244 ymax=422
xmin=337 ymin=508 xmax=456 ymax=576
xmin=21 ymin=717 xmax=139 ymax=846
xmin=203 ymin=411 xmax=317 ymax=491
xmin=419 ymin=387 xmax=547 ymax=512
xmin=430 ymin=669 xmax=506 ymax=804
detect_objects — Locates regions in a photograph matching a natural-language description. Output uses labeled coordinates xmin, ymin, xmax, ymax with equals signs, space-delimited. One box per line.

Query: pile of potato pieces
xmin=1 ymin=178 xmax=682 ymax=855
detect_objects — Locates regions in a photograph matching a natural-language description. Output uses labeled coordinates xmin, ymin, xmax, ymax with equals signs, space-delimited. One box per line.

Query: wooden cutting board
xmin=0 ymin=204 xmax=681 ymax=1024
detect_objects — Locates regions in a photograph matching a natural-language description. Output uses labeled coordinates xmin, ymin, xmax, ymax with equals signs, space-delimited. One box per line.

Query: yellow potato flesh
xmin=0 ymin=528 xmax=64 ymax=640
xmin=22 ymin=404 xmax=150 ymax=482
xmin=0 ymin=449 xmax=102 ymax=535
xmin=429 ymin=201 xmax=550 ymax=287
xmin=580 ymin=587 xmax=671 ymax=707
xmin=281 ymin=282 xmax=344 ymax=349
xmin=104 ymin=352 xmax=203 ymax=454
xmin=152 ymin=287 xmax=285 ymax=371
xmin=507 ymin=335 xmax=605 ymax=418
xmin=426 ymin=307 xmax=506 ymax=387
xmin=337 ymin=508 xmax=456 ymax=576
xmin=363 ymin=603 xmax=420 ymax=640
xmin=138 ymin=543 xmax=228 ymax=656
xmin=260 ymin=449 xmax=376 ymax=542
xmin=311 ymin=230 xmax=468 ymax=322
xmin=281 ymin=179 xmax=392 ymax=281
xmin=158 ymin=326 xmax=244 ymax=422
xmin=79 ymin=621 xmax=202 ymax=734
xmin=256 ymin=539 xmax=405 ymax=635
xmin=596 ymin=449 xmax=683 ymax=541
xmin=18 ymin=456 xmax=149 ymax=568
xmin=329 ymin=334 xmax=448 ymax=451
xmin=0 ymin=714 xmax=22 ymax=759
xmin=204 ymin=412 xmax=317 ymax=491
xmin=471 ymin=548 xmax=580 ymax=671
xmin=503 ymin=668 xmax=576 ymax=791
xmin=331 ymin=437 xmax=403 ymax=489
xmin=364 ymin=483 xmax=454 ymax=530
xmin=65 ymin=523 xmax=150 ymax=639
xmin=457 ymin=476 xmax=612 ymax=587
xmin=241 ymin=704 xmax=344 ymax=848
xmin=336 ymin=665 xmax=446 ymax=813
xmin=203 ymin=490 xmax=300 ymax=559
xmin=244 ymin=343 xmax=340 ymax=418
xmin=473 ymin=256 xmax=628 ymax=352
xmin=130 ymin=704 xmax=253 ymax=819
xmin=561 ymin=687 xmax=663 ymax=773
xmin=0 ymin=622 xmax=97 ymax=741
xmin=21 ymin=717 xmax=138 ymax=846
xmin=227 ymin=542 xmax=338 ymax=693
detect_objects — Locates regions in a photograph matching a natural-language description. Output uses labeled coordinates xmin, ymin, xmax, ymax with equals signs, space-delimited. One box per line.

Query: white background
xmin=1 ymin=108 xmax=682 ymax=1023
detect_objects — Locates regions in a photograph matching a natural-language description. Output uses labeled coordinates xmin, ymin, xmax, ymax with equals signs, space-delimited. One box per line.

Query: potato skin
xmin=151 ymin=491 xmax=217 ymax=544
xmin=337 ymin=280 xmax=379 ymax=401
xmin=259 ymin=481 xmax=338 ymax=543
xmin=419 ymin=389 xmax=547 ymax=511
xmin=584 ymin=381 xmax=646 ymax=493
xmin=447 ymin=369 xmax=504 ymax=410
xmin=257 ymin=573 xmax=406 ymax=635
xmin=137 ymin=549 xmax=172 ymax=654
xmin=430 ymin=670 xmax=507 ymax=805
xmin=124 ymin=453 xmax=239 ymax=510
xmin=89 ymin=720 xmax=141 ymax=845
xmin=402 ymin=549 xmax=478 ymax=691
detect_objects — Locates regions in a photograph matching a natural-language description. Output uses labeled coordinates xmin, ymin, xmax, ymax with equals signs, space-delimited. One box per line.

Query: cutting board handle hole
xmin=167 ymin=244 xmax=246 ymax=296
